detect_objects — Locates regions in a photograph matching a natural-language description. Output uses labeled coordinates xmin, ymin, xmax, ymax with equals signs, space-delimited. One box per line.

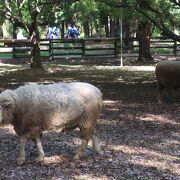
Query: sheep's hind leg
xmin=18 ymin=137 xmax=27 ymax=165
xmin=167 ymin=88 xmax=176 ymax=102
xmin=74 ymin=139 xmax=88 ymax=159
xmin=34 ymin=135 xmax=45 ymax=163
xmin=92 ymin=133 xmax=103 ymax=156
xmin=157 ymin=84 xmax=164 ymax=104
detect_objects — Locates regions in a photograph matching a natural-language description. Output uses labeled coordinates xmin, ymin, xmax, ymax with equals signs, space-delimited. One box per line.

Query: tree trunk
xmin=105 ymin=16 xmax=109 ymax=37
xmin=2 ymin=22 xmax=10 ymax=39
xmin=90 ymin=23 xmax=93 ymax=37
xmin=30 ymin=25 xmax=43 ymax=69
xmin=13 ymin=24 xmax=17 ymax=39
xmin=61 ymin=21 xmax=65 ymax=38
xmin=83 ymin=21 xmax=90 ymax=38
xmin=137 ymin=21 xmax=153 ymax=61
xmin=123 ymin=18 xmax=133 ymax=51
xmin=115 ymin=18 xmax=120 ymax=37
xmin=110 ymin=18 xmax=115 ymax=37
xmin=94 ymin=20 xmax=100 ymax=37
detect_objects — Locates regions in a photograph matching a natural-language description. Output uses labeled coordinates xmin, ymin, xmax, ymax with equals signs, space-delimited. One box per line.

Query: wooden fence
xmin=39 ymin=38 xmax=118 ymax=60
xmin=0 ymin=38 xmax=179 ymax=61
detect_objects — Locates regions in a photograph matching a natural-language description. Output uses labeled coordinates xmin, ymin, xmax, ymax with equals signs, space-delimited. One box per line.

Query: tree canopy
xmin=97 ymin=0 xmax=180 ymax=41
xmin=0 ymin=0 xmax=78 ymax=69
xmin=0 ymin=0 xmax=179 ymax=39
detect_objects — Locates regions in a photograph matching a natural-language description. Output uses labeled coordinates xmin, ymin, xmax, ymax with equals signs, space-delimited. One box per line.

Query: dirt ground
xmin=0 ymin=56 xmax=179 ymax=180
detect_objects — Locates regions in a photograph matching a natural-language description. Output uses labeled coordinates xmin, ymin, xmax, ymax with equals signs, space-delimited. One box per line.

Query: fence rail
xmin=0 ymin=38 xmax=179 ymax=61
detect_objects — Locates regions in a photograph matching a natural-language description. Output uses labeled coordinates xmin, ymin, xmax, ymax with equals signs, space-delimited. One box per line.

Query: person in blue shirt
xmin=46 ymin=26 xmax=60 ymax=39
xmin=65 ymin=24 xmax=80 ymax=38
xmin=65 ymin=24 xmax=72 ymax=38
xmin=52 ymin=26 xmax=60 ymax=39
xmin=72 ymin=25 xmax=80 ymax=38
xmin=46 ymin=26 xmax=53 ymax=39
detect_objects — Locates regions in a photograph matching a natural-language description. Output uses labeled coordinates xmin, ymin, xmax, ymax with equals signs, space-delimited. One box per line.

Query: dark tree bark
xmin=123 ymin=18 xmax=133 ymax=50
xmin=61 ymin=21 xmax=65 ymax=38
xmin=29 ymin=20 xmax=43 ymax=69
xmin=13 ymin=24 xmax=17 ymax=39
xmin=105 ymin=16 xmax=109 ymax=37
xmin=83 ymin=21 xmax=90 ymax=37
xmin=94 ymin=20 xmax=100 ymax=37
xmin=110 ymin=18 xmax=116 ymax=37
xmin=137 ymin=21 xmax=153 ymax=61
xmin=115 ymin=18 xmax=120 ymax=37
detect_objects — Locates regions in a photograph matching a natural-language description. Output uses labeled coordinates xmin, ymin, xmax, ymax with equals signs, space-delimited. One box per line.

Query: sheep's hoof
xmin=73 ymin=154 xmax=80 ymax=160
xmin=98 ymin=151 xmax=104 ymax=156
xmin=34 ymin=156 xmax=44 ymax=163
xmin=17 ymin=158 xmax=25 ymax=165
xmin=157 ymin=99 xmax=162 ymax=104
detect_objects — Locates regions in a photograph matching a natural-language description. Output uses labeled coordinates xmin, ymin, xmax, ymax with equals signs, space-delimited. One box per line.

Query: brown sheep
xmin=155 ymin=60 xmax=180 ymax=103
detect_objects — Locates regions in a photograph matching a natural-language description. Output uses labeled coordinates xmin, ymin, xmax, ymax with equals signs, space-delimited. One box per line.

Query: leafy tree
xmin=95 ymin=0 xmax=179 ymax=61
xmin=0 ymin=0 xmax=179 ymax=65
xmin=71 ymin=0 xmax=100 ymax=37
xmin=97 ymin=0 xmax=180 ymax=41
xmin=0 ymin=0 xmax=79 ymax=69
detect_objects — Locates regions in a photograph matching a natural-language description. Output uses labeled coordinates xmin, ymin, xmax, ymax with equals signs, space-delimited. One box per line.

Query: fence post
xmin=173 ymin=41 xmax=177 ymax=56
xmin=49 ymin=39 xmax=54 ymax=60
xmin=12 ymin=42 xmax=16 ymax=59
xmin=114 ymin=38 xmax=119 ymax=57
xmin=49 ymin=39 xmax=51 ymax=59
xmin=82 ymin=39 xmax=85 ymax=58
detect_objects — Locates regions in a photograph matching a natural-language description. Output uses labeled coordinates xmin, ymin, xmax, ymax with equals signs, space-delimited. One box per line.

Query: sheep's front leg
xmin=35 ymin=135 xmax=45 ymax=163
xmin=74 ymin=139 xmax=88 ymax=159
xmin=18 ymin=137 xmax=27 ymax=165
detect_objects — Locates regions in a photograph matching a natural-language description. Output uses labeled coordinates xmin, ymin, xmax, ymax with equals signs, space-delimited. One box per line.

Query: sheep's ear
xmin=2 ymin=101 xmax=12 ymax=108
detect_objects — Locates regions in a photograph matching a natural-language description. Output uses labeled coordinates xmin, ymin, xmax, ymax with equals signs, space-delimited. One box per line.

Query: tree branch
xmin=171 ymin=0 xmax=180 ymax=6
xmin=17 ymin=0 xmax=26 ymax=18
xmin=38 ymin=0 xmax=80 ymax=6
xmin=97 ymin=0 xmax=128 ymax=8
xmin=97 ymin=0 xmax=180 ymax=41
xmin=132 ymin=6 xmax=180 ymax=41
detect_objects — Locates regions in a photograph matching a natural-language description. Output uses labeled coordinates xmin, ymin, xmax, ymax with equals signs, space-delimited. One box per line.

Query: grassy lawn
xmin=0 ymin=53 xmax=13 ymax=58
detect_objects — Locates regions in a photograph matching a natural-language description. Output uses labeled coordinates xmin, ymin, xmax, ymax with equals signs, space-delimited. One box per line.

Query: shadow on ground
xmin=0 ymin=58 xmax=179 ymax=179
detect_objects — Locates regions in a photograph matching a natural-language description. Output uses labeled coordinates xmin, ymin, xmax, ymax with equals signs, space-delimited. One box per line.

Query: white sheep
xmin=155 ymin=60 xmax=180 ymax=103
xmin=0 ymin=82 xmax=103 ymax=165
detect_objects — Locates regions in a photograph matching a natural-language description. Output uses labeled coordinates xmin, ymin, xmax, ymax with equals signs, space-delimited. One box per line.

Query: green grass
xmin=150 ymin=48 xmax=173 ymax=53
xmin=40 ymin=51 xmax=49 ymax=56
xmin=134 ymin=47 xmax=174 ymax=53
xmin=0 ymin=53 xmax=12 ymax=58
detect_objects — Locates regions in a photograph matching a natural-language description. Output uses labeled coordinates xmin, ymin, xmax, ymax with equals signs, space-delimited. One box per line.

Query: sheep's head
xmin=0 ymin=93 xmax=15 ymax=124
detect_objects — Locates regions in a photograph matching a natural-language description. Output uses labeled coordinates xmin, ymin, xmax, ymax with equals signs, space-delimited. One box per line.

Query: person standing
xmin=52 ymin=26 xmax=60 ymax=39
xmin=46 ymin=26 xmax=53 ymax=39
xmin=65 ymin=24 xmax=72 ymax=38
xmin=72 ymin=25 xmax=80 ymax=38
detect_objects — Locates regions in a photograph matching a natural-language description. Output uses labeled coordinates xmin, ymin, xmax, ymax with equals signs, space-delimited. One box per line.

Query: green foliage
xmin=0 ymin=0 xmax=179 ymax=39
